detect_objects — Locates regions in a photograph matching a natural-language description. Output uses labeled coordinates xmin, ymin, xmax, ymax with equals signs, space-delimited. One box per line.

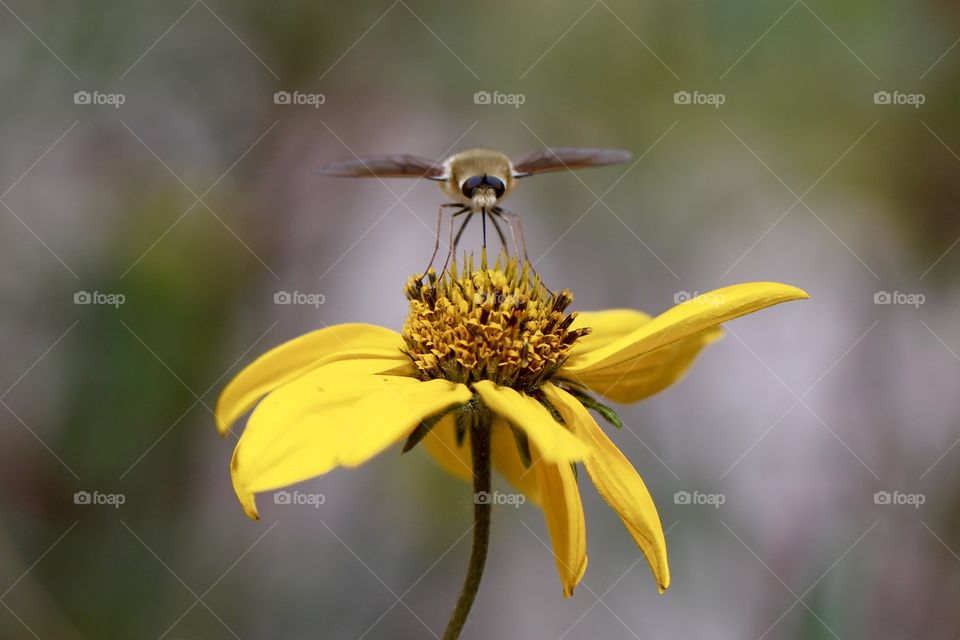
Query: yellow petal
xmin=340 ymin=379 xmax=472 ymax=467
xmin=421 ymin=414 xmax=472 ymax=481
xmin=491 ymin=419 xmax=543 ymax=506
xmin=562 ymin=283 xmax=808 ymax=399
xmin=544 ymin=384 xmax=670 ymax=593
xmin=231 ymin=371 xmax=469 ymax=518
xmin=472 ymin=381 xmax=587 ymax=463
xmin=533 ymin=442 xmax=587 ymax=597
xmin=570 ymin=309 xmax=652 ymax=354
xmin=215 ymin=323 xmax=408 ymax=435
xmin=565 ymin=329 xmax=722 ymax=404
xmin=422 ymin=416 xmax=543 ymax=505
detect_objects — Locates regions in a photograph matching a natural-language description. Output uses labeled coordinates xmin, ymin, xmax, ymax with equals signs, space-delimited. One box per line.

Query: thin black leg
xmin=420 ymin=203 xmax=467 ymax=279
xmin=441 ymin=211 xmax=473 ymax=275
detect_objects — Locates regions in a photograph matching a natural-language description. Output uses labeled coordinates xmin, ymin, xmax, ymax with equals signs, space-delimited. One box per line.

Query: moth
xmin=318 ymin=147 xmax=632 ymax=269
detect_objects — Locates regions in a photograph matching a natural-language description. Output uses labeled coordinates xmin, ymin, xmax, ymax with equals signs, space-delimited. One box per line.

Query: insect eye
xmin=461 ymin=175 xmax=485 ymax=198
xmin=485 ymin=176 xmax=505 ymax=199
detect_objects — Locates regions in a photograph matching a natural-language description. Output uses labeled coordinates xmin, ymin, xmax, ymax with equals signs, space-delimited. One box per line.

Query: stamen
xmin=403 ymin=252 xmax=586 ymax=392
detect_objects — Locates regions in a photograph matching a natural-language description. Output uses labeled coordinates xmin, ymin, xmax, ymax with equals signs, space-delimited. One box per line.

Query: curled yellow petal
xmin=533 ymin=442 xmax=587 ymax=597
xmin=490 ymin=419 xmax=543 ymax=506
xmin=422 ymin=417 xmax=543 ymax=505
xmin=231 ymin=371 xmax=469 ymax=518
xmin=421 ymin=414 xmax=472 ymax=482
xmin=472 ymin=380 xmax=587 ymax=463
xmin=565 ymin=329 xmax=722 ymax=404
xmin=569 ymin=309 xmax=652 ymax=354
xmin=562 ymin=283 xmax=808 ymax=400
xmin=544 ymin=383 xmax=670 ymax=593
xmin=215 ymin=323 xmax=408 ymax=435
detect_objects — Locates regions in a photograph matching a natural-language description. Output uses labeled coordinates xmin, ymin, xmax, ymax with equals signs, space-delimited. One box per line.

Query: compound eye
xmin=461 ymin=175 xmax=484 ymax=198
xmin=485 ymin=175 xmax=505 ymax=199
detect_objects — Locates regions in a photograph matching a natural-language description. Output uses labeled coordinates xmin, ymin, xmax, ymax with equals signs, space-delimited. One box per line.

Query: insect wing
xmin=511 ymin=147 xmax=632 ymax=177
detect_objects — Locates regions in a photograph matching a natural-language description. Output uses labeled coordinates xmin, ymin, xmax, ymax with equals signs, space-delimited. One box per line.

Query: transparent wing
xmin=316 ymin=154 xmax=445 ymax=179
xmin=511 ymin=147 xmax=632 ymax=177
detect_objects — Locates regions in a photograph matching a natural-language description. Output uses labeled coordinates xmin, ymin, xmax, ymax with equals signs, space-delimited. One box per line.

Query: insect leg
xmin=441 ymin=210 xmax=473 ymax=275
xmin=419 ymin=203 xmax=463 ymax=279
xmin=488 ymin=212 xmax=508 ymax=251
xmin=493 ymin=207 xmax=530 ymax=264
xmin=490 ymin=208 xmax=519 ymax=257
xmin=481 ymin=208 xmax=487 ymax=248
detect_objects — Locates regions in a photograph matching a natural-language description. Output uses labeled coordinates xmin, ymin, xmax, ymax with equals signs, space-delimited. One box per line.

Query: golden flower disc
xmin=402 ymin=251 xmax=590 ymax=392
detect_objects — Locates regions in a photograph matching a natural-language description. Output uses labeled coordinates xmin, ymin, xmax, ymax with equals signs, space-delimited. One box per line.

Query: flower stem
xmin=442 ymin=416 xmax=492 ymax=640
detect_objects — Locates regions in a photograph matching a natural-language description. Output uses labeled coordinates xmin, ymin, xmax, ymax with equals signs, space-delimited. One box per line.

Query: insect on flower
xmin=216 ymin=251 xmax=808 ymax=638
xmin=316 ymin=147 xmax=631 ymax=269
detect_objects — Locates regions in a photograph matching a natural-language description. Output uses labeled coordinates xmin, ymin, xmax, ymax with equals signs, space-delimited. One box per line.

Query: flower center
xmin=402 ymin=252 xmax=591 ymax=392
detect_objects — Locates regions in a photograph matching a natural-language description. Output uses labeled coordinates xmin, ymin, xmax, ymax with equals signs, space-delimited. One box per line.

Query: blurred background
xmin=1 ymin=1 xmax=959 ymax=638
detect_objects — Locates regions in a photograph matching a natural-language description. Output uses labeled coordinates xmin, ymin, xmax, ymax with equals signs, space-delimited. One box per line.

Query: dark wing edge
xmin=511 ymin=147 xmax=632 ymax=177
xmin=314 ymin=154 xmax=446 ymax=180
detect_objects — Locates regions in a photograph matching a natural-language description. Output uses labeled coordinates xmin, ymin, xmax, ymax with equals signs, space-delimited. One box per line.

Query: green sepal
xmin=401 ymin=404 xmax=461 ymax=454
xmin=535 ymin=393 xmax=565 ymax=425
xmin=565 ymin=386 xmax=624 ymax=429
xmin=508 ymin=422 xmax=532 ymax=468
xmin=455 ymin=411 xmax=469 ymax=447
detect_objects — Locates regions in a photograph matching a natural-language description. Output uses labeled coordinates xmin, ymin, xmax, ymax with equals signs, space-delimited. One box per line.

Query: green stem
xmin=442 ymin=415 xmax=492 ymax=640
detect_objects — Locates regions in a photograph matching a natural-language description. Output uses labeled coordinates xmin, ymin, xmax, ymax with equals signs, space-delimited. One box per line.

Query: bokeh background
xmin=2 ymin=1 xmax=959 ymax=638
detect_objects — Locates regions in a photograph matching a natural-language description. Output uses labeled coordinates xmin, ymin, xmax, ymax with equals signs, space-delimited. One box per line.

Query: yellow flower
xmin=216 ymin=253 xmax=807 ymax=597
